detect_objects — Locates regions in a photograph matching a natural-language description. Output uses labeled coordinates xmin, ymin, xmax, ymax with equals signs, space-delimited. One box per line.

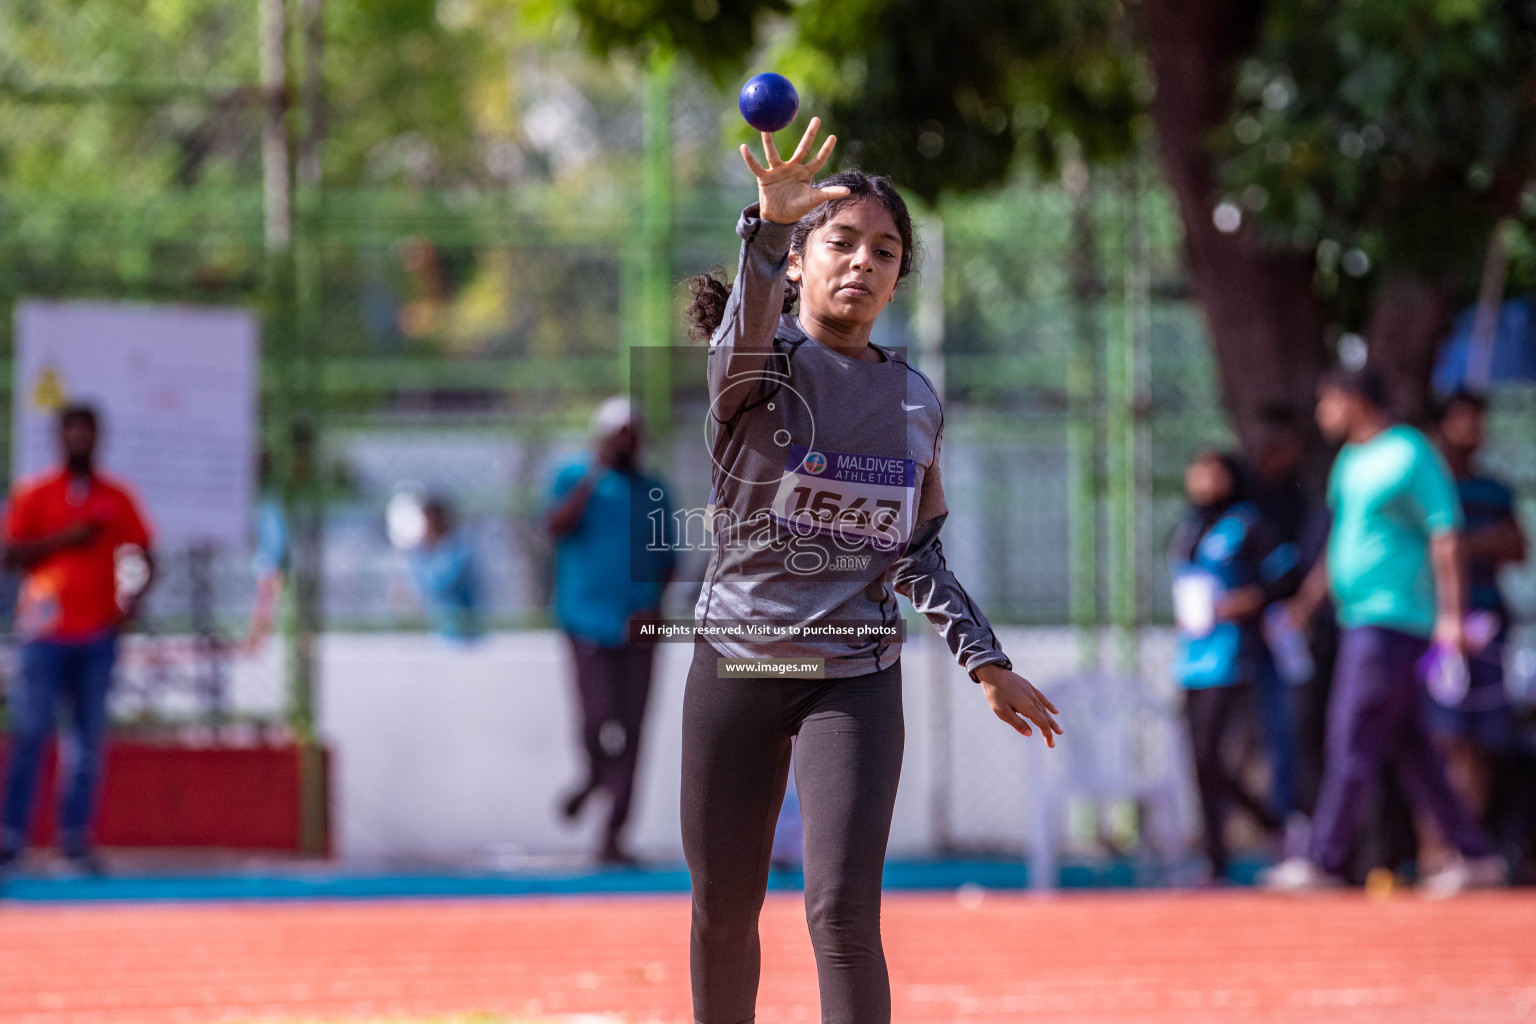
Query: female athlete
xmin=681 ymin=117 xmax=1062 ymax=1024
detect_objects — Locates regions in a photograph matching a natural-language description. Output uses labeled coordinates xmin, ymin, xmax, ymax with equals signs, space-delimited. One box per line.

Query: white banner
xmin=13 ymin=299 xmax=259 ymax=547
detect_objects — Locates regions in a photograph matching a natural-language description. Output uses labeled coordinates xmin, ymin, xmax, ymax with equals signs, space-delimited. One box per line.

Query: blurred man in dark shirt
xmin=1430 ymin=392 xmax=1529 ymax=808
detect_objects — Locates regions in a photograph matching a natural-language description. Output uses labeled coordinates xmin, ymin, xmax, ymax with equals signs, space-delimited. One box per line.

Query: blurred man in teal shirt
xmin=1265 ymin=366 xmax=1501 ymax=894
xmin=548 ymin=398 xmax=674 ymax=863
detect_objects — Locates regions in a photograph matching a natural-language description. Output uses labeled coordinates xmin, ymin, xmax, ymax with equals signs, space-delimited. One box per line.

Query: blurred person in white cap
xmin=547 ymin=396 xmax=675 ymax=864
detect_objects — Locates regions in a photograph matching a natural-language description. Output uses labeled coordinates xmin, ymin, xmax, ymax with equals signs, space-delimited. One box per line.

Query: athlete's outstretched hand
xmin=974 ymin=663 xmax=1062 ymax=747
xmin=740 ymin=116 xmax=849 ymax=225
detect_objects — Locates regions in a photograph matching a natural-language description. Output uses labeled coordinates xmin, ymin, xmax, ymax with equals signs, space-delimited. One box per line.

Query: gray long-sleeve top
xmin=692 ymin=205 xmax=1011 ymax=679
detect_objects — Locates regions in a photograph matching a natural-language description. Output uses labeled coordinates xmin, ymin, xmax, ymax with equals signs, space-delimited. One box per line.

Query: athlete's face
xmin=788 ymin=198 xmax=903 ymax=328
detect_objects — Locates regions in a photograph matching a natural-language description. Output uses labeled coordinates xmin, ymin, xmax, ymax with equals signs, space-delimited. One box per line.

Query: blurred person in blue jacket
xmin=410 ymin=497 xmax=481 ymax=643
xmin=1170 ymin=449 xmax=1302 ymax=883
xmin=548 ymin=397 xmax=675 ymax=864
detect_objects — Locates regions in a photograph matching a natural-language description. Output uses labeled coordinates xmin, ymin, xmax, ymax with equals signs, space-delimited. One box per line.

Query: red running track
xmin=2 ymin=891 xmax=1535 ymax=1023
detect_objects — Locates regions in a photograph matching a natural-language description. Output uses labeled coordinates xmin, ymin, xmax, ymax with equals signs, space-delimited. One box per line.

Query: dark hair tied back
xmin=683 ymin=169 xmax=917 ymax=342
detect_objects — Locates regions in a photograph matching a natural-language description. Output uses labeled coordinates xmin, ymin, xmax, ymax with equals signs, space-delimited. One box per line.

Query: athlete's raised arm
xmin=706 ymin=120 xmax=849 ymax=422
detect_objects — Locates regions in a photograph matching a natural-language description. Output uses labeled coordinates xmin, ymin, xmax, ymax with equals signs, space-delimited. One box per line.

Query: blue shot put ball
xmin=739 ymin=73 xmax=800 ymax=133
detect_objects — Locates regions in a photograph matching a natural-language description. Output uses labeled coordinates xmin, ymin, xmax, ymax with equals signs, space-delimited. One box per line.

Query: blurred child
xmin=409 ymin=497 xmax=481 ymax=643
xmin=244 ymin=450 xmax=288 ymax=654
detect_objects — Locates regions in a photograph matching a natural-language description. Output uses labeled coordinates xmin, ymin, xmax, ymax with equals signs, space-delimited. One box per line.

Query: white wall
xmin=315 ymin=628 xmax=1186 ymax=864
xmin=316 ymin=631 xmax=938 ymax=862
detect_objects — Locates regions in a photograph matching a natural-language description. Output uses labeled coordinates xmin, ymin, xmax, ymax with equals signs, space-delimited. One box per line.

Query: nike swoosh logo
xmin=901 ymin=402 xmax=926 ymax=412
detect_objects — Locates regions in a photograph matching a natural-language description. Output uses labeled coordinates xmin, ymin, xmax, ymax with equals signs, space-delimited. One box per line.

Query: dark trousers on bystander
xmin=1 ymin=632 xmax=119 ymax=858
xmin=565 ymin=635 xmax=656 ymax=859
xmin=1184 ymin=682 xmax=1280 ymax=879
xmin=1308 ymin=625 xmax=1493 ymax=875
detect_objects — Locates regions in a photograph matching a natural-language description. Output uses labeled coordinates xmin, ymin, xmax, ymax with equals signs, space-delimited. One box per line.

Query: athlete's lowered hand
xmin=740 ymin=117 xmax=850 ymax=225
xmin=974 ymin=663 xmax=1062 ymax=747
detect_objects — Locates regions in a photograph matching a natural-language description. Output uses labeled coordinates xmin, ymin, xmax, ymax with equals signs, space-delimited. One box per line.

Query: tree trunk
xmin=1361 ymin=275 xmax=1454 ymax=425
xmin=1140 ymin=0 xmax=1333 ymax=452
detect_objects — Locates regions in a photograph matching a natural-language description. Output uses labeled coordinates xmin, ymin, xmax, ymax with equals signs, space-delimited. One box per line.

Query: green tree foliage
xmin=568 ymin=0 xmax=1536 ymax=427
xmin=0 ymin=0 xmax=678 ymax=364
xmin=324 ymin=0 xmax=488 ymax=187
xmin=1214 ymin=0 xmax=1536 ymax=324
xmin=566 ymin=0 xmax=1143 ymax=202
xmin=782 ymin=0 xmax=1143 ymax=202
xmin=0 ymin=0 xmax=259 ymax=191
xmin=566 ymin=0 xmax=788 ymax=81
xmin=0 ymin=0 xmax=493 ymax=191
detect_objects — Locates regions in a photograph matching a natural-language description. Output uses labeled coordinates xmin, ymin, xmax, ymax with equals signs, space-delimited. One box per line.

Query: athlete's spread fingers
xmin=992 ymin=703 xmax=1028 ymax=736
xmin=761 ymin=131 xmax=784 ymax=168
xmin=806 ymin=133 xmax=838 ymax=174
xmin=1023 ymin=705 xmax=1057 ymax=747
xmin=787 ymin=117 xmax=821 ymax=165
xmin=1016 ymin=679 xmax=1061 ymax=732
xmin=739 ymin=144 xmax=769 ymax=180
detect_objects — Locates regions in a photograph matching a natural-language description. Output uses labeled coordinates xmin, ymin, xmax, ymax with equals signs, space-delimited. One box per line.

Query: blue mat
xmin=0 ymin=855 xmax=1265 ymax=903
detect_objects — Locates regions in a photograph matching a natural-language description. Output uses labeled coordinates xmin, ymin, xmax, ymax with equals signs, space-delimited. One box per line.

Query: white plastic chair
xmin=1022 ymin=671 xmax=1196 ymax=891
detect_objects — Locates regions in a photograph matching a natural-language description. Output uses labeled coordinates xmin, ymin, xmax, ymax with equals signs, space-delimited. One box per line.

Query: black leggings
xmin=1184 ymin=683 xmax=1280 ymax=877
xmin=681 ymin=640 xmax=904 ymax=1024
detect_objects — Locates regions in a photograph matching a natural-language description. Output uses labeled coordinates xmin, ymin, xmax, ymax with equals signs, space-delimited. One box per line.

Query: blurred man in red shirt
xmin=0 ymin=404 xmax=155 ymax=877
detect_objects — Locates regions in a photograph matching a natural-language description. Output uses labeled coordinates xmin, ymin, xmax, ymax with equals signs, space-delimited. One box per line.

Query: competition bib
xmin=770 ymin=443 xmax=915 ymax=550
